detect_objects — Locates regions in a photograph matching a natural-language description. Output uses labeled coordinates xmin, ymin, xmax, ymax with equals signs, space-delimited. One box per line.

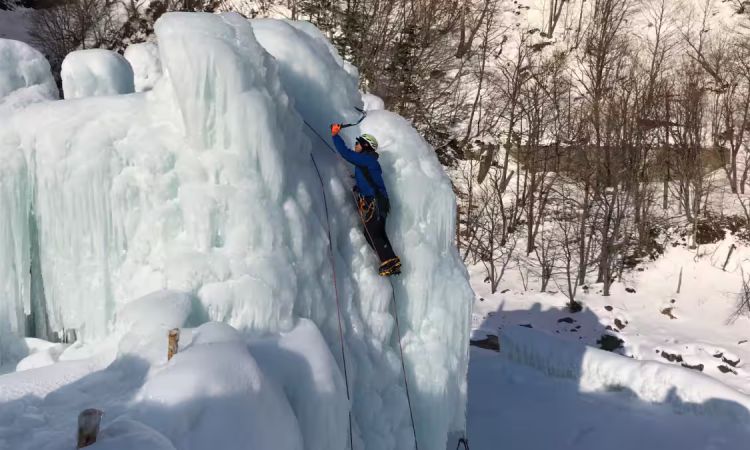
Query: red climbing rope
xmin=390 ymin=283 xmax=420 ymax=450
xmin=310 ymin=153 xmax=354 ymax=450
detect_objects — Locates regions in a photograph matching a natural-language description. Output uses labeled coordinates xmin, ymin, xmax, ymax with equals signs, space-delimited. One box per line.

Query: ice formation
xmin=0 ymin=38 xmax=58 ymax=114
xmin=124 ymin=42 xmax=163 ymax=92
xmin=61 ymin=49 xmax=135 ymax=99
xmin=0 ymin=12 xmax=472 ymax=450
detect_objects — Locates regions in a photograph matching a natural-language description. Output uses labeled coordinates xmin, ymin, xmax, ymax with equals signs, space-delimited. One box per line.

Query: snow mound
xmin=0 ymin=38 xmax=58 ymax=113
xmin=250 ymin=318 xmax=349 ymax=450
xmin=94 ymin=418 xmax=177 ymax=450
xmin=61 ymin=49 xmax=135 ymax=99
xmin=124 ymin=42 xmax=162 ymax=92
xmin=502 ymin=325 xmax=750 ymax=423
xmin=134 ymin=340 xmax=303 ymax=450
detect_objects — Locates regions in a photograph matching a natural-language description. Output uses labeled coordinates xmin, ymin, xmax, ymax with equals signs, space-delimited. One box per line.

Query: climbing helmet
xmin=357 ymin=133 xmax=379 ymax=151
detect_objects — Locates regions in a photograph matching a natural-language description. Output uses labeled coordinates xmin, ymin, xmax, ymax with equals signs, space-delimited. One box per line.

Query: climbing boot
xmin=379 ymin=257 xmax=401 ymax=276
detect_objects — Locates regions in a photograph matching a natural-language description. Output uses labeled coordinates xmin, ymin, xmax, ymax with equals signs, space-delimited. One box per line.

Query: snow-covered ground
xmin=468 ymin=232 xmax=750 ymax=449
xmin=469 ymin=346 xmax=750 ymax=450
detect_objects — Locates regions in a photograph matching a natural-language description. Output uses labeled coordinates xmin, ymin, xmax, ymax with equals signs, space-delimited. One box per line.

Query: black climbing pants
xmin=358 ymin=197 xmax=397 ymax=263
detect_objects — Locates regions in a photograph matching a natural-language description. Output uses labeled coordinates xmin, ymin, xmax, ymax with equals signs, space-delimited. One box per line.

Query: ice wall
xmin=251 ymin=19 xmax=472 ymax=448
xmin=0 ymin=38 xmax=57 ymax=365
xmin=61 ymin=49 xmax=135 ymax=99
xmin=0 ymin=12 xmax=472 ymax=449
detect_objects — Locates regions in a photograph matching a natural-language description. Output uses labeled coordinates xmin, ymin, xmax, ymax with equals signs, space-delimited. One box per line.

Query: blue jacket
xmin=332 ymin=135 xmax=389 ymax=198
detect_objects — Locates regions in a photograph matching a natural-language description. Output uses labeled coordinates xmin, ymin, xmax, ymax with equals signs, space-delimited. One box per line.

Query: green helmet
xmin=357 ymin=133 xmax=379 ymax=151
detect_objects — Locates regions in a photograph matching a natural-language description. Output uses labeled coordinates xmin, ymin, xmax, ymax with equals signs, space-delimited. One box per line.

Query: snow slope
xmin=469 ymin=233 xmax=750 ymax=448
xmin=469 ymin=346 xmax=750 ymax=450
xmin=0 ymin=12 xmax=471 ymax=450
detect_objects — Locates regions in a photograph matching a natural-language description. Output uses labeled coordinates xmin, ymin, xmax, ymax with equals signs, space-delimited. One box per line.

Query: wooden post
xmin=168 ymin=328 xmax=180 ymax=361
xmin=77 ymin=409 xmax=103 ymax=448
xmin=722 ymin=244 xmax=737 ymax=271
xmin=676 ymin=267 xmax=683 ymax=294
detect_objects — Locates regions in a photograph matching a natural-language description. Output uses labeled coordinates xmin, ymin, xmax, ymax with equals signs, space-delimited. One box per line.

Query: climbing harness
xmin=309 ymin=152 xmax=354 ymax=450
xmin=304 ymin=116 xmax=419 ymax=450
xmin=356 ymin=194 xmax=377 ymax=223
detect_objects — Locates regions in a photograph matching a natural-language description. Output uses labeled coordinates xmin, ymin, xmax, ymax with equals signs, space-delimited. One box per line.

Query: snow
xmin=61 ymin=49 xmax=135 ymax=99
xmin=469 ymin=347 xmax=750 ymax=450
xmin=249 ymin=319 xmax=349 ymax=450
xmin=468 ymin=226 xmax=750 ymax=448
xmin=0 ymin=38 xmax=58 ymax=114
xmin=134 ymin=339 xmax=304 ymax=450
xmin=501 ymin=325 xmax=750 ymax=421
xmin=124 ymin=42 xmax=162 ymax=92
xmin=362 ymin=93 xmax=384 ymax=111
xmin=0 ymin=11 xmax=472 ymax=450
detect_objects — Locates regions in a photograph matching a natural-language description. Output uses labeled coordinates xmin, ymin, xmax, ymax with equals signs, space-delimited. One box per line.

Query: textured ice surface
xmin=61 ymin=49 xmax=135 ymax=99
xmin=124 ymin=42 xmax=163 ymax=92
xmin=0 ymin=12 xmax=472 ymax=449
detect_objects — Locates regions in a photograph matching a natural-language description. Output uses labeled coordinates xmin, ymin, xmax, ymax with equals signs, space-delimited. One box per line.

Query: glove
xmin=331 ymin=123 xmax=342 ymax=136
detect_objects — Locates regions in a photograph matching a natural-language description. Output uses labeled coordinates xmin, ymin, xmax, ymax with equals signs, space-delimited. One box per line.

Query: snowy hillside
xmin=0 ymin=12 xmax=472 ymax=450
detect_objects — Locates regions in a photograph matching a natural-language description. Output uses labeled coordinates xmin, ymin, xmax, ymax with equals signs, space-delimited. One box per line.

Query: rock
xmin=739 ymin=340 xmax=748 ymax=345
xmin=501 ymin=289 xmax=511 ymax=293
xmin=722 ymin=356 xmax=740 ymax=367
xmin=597 ymin=334 xmax=624 ymax=352
xmin=718 ymin=365 xmax=738 ymax=375
xmin=605 ymin=305 xmax=613 ymax=312
xmin=713 ymin=352 xmax=724 ymax=359
xmin=625 ymin=287 xmax=636 ymax=293
xmin=614 ymin=318 xmax=627 ymax=330
xmin=520 ymin=324 xmax=533 ymax=328
xmin=470 ymin=334 xmax=500 ymax=352
xmin=681 ymin=363 xmax=704 ymax=372
xmin=479 ymin=297 xmax=485 ymax=302
xmin=660 ymin=351 xmax=683 ymax=363
xmin=660 ymin=307 xmax=677 ymax=320
xmin=670 ymin=299 xmax=676 ymax=304
xmin=557 ymin=317 xmax=575 ymax=324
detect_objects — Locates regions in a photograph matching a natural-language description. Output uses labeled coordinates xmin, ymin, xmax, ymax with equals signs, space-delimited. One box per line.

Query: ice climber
xmin=331 ymin=123 xmax=402 ymax=276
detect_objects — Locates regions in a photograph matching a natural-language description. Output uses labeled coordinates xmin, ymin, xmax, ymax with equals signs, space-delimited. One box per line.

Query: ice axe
xmin=338 ymin=107 xmax=367 ymax=129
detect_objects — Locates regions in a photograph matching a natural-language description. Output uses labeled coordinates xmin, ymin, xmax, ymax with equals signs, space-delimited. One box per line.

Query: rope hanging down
xmin=309 ymin=152 xmax=354 ymax=450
